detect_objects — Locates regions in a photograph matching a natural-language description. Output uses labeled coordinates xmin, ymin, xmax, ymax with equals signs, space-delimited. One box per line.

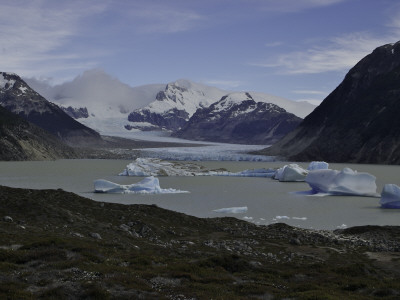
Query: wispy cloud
xmin=0 ymin=0 xmax=107 ymax=77
xmin=204 ymin=79 xmax=243 ymax=89
xmin=125 ymin=3 xmax=205 ymax=34
xmin=249 ymin=0 xmax=346 ymax=13
xmin=292 ymin=90 xmax=328 ymax=95
xmin=253 ymin=32 xmax=396 ymax=74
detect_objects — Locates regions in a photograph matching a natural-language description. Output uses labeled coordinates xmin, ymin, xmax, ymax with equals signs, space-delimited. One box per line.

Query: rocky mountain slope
xmin=259 ymin=41 xmax=400 ymax=164
xmin=1 ymin=184 xmax=400 ymax=298
xmin=0 ymin=105 xmax=76 ymax=160
xmin=0 ymin=72 xmax=102 ymax=146
xmin=174 ymin=92 xmax=302 ymax=144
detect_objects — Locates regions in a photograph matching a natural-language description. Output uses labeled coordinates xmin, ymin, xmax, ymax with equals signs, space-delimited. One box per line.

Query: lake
xmin=0 ymin=159 xmax=399 ymax=230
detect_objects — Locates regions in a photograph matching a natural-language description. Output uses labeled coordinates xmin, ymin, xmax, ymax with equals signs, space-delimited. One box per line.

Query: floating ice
xmin=120 ymin=158 xmax=276 ymax=177
xmin=273 ymin=164 xmax=308 ymax=182
xmin=119 ymin=158 xmax=202 ymax=176
xmin=94 ymin=176 xmax=188 ymax=194
xmin=305 ymin=168 xmax=378 ymax=196
xmin=380 ymin=184 xmax=400 ymax=208
xmin=275 ymin=216 xmax=290 ymax=220
xmin=213 ymin=206 xmax=248 ymax=214
xmin=307 ymin=161 xmax=329 ymax=170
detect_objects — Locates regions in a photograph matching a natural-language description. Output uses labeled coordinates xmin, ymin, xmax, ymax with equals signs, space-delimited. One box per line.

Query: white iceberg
xmin=213 ymin=206 xmax=248 ymax=214
xmin=380 ymin=184 xmax=400 ymax=208
xmin=305 ymin=168 xmax=378 ymax=196
xmin=120 ymin=158 xmax=276 ymax=177
xmin=307 ymin=161 xmax=329 ymax=170
xmin=94 ymin=176 xmax=188 ymax=194
xmin=273 ymin=164 xmax=308 ymax=182
xmin=119 ymin=158 xmax=201 ymax=177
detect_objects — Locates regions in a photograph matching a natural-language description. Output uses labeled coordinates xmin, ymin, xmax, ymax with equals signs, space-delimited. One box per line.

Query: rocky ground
xmin=1 ymin=185 xmax=400 ymax=299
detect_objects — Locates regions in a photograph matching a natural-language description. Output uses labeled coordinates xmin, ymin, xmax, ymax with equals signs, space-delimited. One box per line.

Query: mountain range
xmin=27 ymin=73 xmax=316 ymax=143
xmin=259 ymin=41 xmax=400 ymax=164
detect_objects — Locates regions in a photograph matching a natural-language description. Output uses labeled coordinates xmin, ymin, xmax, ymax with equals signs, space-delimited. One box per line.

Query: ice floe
xmin=94 ymin=176 xmax=188 ymax=194
xmin=380 ymin=184 xmax=400 ymax=208
xmin=305 ymin=167 xmax=378 ymax=197
xmin=307 ymin=161 xmax=329 ymax=170
xmin=273 ymin=164 xmax=308 ymax=182
xmin=212 ymin=206 xmax=248 ymax=214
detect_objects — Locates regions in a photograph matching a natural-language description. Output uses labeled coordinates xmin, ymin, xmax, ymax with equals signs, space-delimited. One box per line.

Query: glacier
xmin=380 ymin=184 xmax=400 ymax=208
xmin=305 ymin=167 xmax=378 ymax=196
xmin=94 ymin=176 xmax=188 ymax=194
xmin=273 ymin=164 xmax=308 ymax=182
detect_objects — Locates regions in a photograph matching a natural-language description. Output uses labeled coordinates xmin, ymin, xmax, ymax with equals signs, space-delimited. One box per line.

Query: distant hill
xmin=259 ymin=41 xmax=400 ymax=164
xmin=0 ymin=72 xmax=102 ymax=146
xmin=174 ymin=92 xmax=302 ymax=144
xmin=0 ymin=105 xmax=76 ymax=160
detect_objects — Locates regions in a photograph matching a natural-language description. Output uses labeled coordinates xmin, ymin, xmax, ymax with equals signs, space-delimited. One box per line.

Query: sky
xmin=1 ymin=0 xmax=399 ymax=104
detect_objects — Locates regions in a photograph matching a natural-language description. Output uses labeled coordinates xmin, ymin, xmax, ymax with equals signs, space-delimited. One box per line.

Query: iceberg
xmin=273 ymin=164 xmax=308 ymax=182
xmin=94 ymin=176 xmax=188 ymax=194
xmin=305 ymin=168 xmax=378 ymax=196
xmin=120 ymin=158 xmax=276 ymax=177
xmin=380 ymin=184 xmax=400 ymax=208
xmin=307 ymin=161 xmax=329 ymax=170
xmin=213 ymin=206 xmax=248 ymax=214
xmin=119 ymin=158 xmax=201 ymax=176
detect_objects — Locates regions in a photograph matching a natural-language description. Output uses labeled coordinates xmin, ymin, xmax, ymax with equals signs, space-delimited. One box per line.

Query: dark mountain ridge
xmin=259 ymin=41 xmax=400 ymax=164
xmin=0 ymin=105 xmax=76 ymax=160
xmin=0 ymin=72 xmax=102 ymax=146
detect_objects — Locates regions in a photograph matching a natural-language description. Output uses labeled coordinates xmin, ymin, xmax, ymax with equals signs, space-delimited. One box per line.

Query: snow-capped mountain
xmin=0 ymin=72 xmax=101 ymax=145
xmin=25 ymin=69 xmax=165 ymax=135
xmin=174 ymin=92 xmax=303 ymax=144
xmin=25 ymin=70 xmax=316 ymax=141
xmin=127 ymin=79 xmax=228 ymax=131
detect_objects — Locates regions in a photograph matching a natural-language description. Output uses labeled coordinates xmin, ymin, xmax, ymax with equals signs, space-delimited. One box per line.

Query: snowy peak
xmin=128 ymin=79 xmax=228 ymax=131
xmin=0 ymin=72 xmax=54 ymax=115
xmin=174 ymin=92 xmax=302 ymax=145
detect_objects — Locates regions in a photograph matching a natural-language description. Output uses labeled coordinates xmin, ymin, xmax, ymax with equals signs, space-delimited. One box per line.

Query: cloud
xmin=0 ymin=0 xmax=107 ymax=77
xmin=253 ymin=32 xmax=396 ymax=74
xmin=203 ymin=79 xmax=243 ymax=89
xmin=124 ymin=2 xmax=205 ymax=34
xmin=248 ymin=0 xmax=346 ymax=13
xmin=292 ymin=90 xmax=328 ymax=95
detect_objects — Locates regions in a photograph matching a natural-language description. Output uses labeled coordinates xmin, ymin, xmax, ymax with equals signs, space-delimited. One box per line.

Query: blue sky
xmin=1 ymin=0 xmax=399 ymax=103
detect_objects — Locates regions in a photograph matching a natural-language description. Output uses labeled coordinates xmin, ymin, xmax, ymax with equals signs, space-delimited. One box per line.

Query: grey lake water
xmin=0 ymin=159 xmax=399 ymax=230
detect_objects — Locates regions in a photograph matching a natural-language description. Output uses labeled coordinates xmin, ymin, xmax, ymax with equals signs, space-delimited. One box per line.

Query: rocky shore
xmin=0 ymin=185 xmax=399 ymax=299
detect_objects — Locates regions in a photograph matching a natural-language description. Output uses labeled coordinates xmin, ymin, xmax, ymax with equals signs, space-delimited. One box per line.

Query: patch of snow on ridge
xmin=0 ymin=73 xmax=16 ymax=90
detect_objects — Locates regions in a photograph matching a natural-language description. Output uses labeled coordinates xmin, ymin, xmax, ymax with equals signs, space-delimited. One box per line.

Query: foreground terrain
xmin=0 ymin=185 xmax=400 ymax=299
